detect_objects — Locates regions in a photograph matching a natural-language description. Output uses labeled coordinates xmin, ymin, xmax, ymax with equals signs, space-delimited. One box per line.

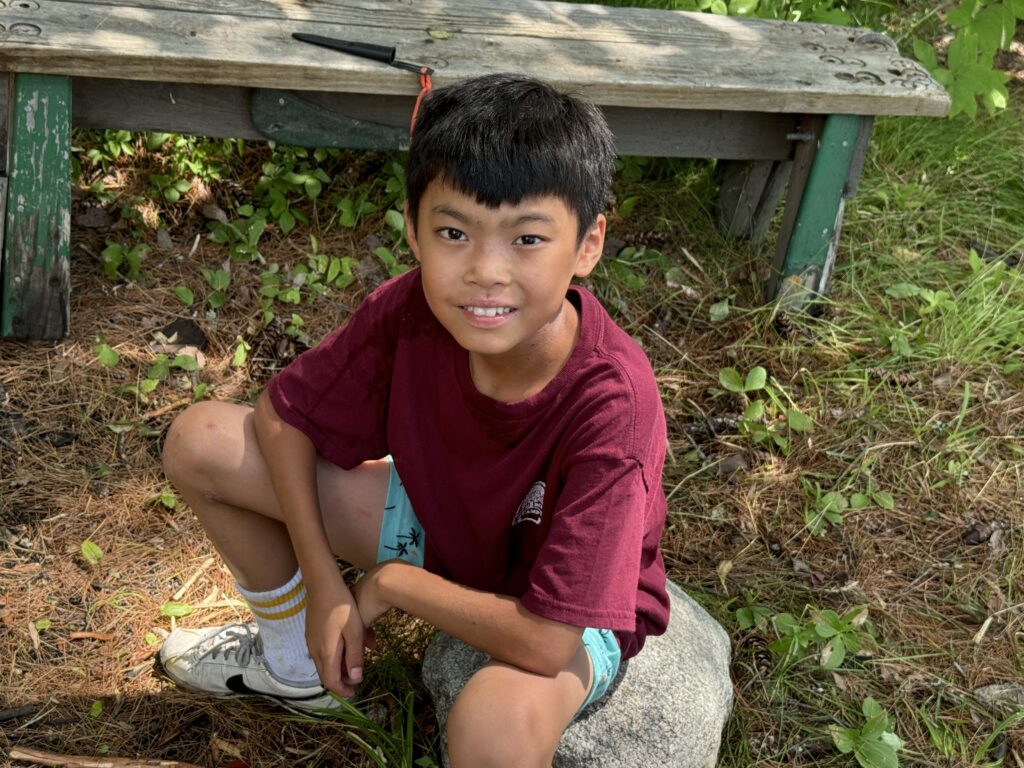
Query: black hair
xmin=406 ymin=74 xmax=616 ymax=243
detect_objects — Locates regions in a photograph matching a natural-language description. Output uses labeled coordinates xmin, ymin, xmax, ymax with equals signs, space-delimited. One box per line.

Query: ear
xmin=404 ymin=201 xmax=422 ymax=263
xmin=573 ymin=214 xmax=606 ymax=279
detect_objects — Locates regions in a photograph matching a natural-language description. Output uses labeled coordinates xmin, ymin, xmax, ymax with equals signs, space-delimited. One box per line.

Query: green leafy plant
xmin=201 ymin=267 xmax=231 ymax=310
xmin=373 ymin=246 xmax=412 ymax=279
xmin=770 ymin=605 xmax=877 ymax=670
xmin=801 ymin=478 xmax=896 ymax=536
xmin=147 ymin=132 xmax=239 ymax=182
xmin=101 ymin=240 xmax=149 ymax=282
xmin=94 ymin=341 xmax=120 ymax=368
xmin=718 ymin=366 xmax=813 ymax=453
xmin=232 ymin=339 xmax=251 ymax=368
xmin=830 ymin=697 xmax=904 ymax=768
xmin=253 ymin=144 xmax=335 ymax=233
xmin=121 ymin=353 xmax=199 ymax=403
xmin=337 ymin=194 xmax=378 ymax=229
xmin=734 ymin=598 xmax=773 ymax=631
xmin=148 ymin=173 xmax=192 ymax=204
xmin=912 ymin=0 xmax=1023 ymax=118
xmin=208 ymin=206 xmax=267 ymax=263
xmin=81 ymin=129 xmax=135 ymax=170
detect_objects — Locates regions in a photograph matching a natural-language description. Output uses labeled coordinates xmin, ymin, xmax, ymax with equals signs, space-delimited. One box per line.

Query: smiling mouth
xmin=461 ymin=306 xmax=516 ymax=317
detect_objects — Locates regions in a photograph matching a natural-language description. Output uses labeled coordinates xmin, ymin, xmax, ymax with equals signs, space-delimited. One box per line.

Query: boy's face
xmin=406 ymin=179 xmax=604 ymax=372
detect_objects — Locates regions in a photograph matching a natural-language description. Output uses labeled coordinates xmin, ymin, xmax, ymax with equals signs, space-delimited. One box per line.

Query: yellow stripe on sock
xmin=250 ymin=594 xmax=308 ymax=621
xmin=247 ymin=581 xmax=305 ymax=609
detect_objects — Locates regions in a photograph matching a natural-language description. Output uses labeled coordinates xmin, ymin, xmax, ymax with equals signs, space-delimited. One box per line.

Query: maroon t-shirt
xmin=268 ymin=269 xmax=669 ymax=658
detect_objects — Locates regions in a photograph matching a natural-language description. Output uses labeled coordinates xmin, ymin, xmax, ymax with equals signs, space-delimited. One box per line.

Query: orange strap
xmin=410 ymin=68 xmax=433 ymax=138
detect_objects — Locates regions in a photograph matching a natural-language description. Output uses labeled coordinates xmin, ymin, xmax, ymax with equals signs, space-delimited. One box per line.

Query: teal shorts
xmin=376 ymin=459 xmax=621 ymax=717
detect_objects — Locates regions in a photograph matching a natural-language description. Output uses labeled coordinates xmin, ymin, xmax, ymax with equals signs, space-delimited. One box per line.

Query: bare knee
xmin=447 ymin=681 xmax=553 ymax=768
xmin=162 ymin=401 xmax=243 ymax=491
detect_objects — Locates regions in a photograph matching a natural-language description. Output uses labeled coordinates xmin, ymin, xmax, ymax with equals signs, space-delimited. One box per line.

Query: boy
xmin=160 ymin=74 xmax=670 ymax=767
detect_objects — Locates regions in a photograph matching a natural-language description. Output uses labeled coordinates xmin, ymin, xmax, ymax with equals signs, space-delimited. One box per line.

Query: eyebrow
xmin=431 ymin=205 xmax=555 ymax=229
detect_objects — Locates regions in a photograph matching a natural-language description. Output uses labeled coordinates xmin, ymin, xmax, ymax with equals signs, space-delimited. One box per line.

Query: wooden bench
xmin=0 ymin=0 xmax=949 ymax=339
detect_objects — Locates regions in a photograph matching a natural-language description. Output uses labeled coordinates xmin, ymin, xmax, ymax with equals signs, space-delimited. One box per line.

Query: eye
xmin=514 ymin=234 xmax=545 ymax=246
xmin=438 ymin=227 xmax=467 ymax=241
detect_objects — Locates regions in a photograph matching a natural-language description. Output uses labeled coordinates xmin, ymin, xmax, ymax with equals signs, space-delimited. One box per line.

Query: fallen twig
xmin=172 ymin=557 xmax=216 ymax=601
xmin=141 ymin=400 xmax=191 ymax=422
xmin=68 ymin=632 xmax=116 ymax=642
xmin=8 ymin=746 xmax=203 ymax=767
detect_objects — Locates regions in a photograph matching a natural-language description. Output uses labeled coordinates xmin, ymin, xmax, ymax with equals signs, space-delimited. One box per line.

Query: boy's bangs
xmin=434 ymin=153 xmax=583 ymax=214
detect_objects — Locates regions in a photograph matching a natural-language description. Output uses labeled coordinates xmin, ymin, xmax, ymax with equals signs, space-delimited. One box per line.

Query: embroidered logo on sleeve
xmin=512 ymin=481 xmax=546 ymax=526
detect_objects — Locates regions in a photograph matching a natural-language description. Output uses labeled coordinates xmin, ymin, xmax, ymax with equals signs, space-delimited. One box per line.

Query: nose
xmin=465 ymin=241 xmax=510 ymax=287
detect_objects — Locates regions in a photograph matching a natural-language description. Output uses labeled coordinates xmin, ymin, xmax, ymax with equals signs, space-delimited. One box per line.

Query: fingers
xmin=342 ymin=619 xmax=365 ymax=686
xmin=315 ymin=633 xmax=354 ymax=698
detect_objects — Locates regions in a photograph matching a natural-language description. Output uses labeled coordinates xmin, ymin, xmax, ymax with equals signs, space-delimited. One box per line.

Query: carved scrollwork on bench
xmin=835 ymin=70 xmax=886 ymax=86
xmin=821 ymin=54 xmax=867 ymax=67
xmin=0 ymin=21 xmax=42 ymax=35
xmin=854 ymin=32 xmax=898 ymax=52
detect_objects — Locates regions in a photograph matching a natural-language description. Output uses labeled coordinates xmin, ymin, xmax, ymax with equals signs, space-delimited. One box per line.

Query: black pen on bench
xmin=292 ymin=33 xmax=434 ymax=76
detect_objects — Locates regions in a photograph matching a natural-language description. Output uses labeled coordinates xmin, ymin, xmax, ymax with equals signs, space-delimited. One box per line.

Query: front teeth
xmin=465 ymin=306 xmax=513 ymax=317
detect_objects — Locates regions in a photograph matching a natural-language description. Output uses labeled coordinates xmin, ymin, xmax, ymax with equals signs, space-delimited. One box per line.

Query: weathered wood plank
xmin=1 ymin=76 xmax=9 ymax=283
xmin=1 ymin=74 xmax=9 ymax=175
xmin=0 ymin=0 xmax=950 ymax=117
xmin=718 ymin=160 xmax=774 ymax=238
xmin=768 ymin=115 xmax=822 ymax=299
xmin=772 ymin=113 xmax=861 ymax=304
xmin=749 ymin=160 xmax=791 ymax=245
xmin=71 ymin=78 xmax=797 ymax=159
xmin=1 ymin=74 xmax=72 ymax=339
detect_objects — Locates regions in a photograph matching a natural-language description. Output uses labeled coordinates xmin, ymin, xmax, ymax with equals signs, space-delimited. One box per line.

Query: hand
xmin=304 ymin=570 xmax=365 ymax=697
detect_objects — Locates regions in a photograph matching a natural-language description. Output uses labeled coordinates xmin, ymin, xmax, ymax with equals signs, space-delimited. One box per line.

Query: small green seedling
xmin=769 ymin=605 xmax=876 ymax=671
xmin=149 ymin=173 xmax=192 ymax=204
xmin=337 ymin=195 xmax=377 ymax=229
xmin=830 ymin=697 xmax=903 ymax=768
xmin=94 ymin=341 xmax=120 ymax=368
xmin=232 ymin=339 xmax=251 ymax=368
xmin=160 ymin=601 xmax=193 ymax=618
xmin=718 ymin=366 xmax=813 ymax=454
xmin=208 ymin=207 xmax=266 ymax=263
xmin=734 ymin=600 xmax=773 ymax=632
xmin=81 ymin=539 xmax=103 ymax=566
xmin=101 ymin=240 xmax=149 ymax=282
xmin=201 ymin=267 xmax=231 ymax=310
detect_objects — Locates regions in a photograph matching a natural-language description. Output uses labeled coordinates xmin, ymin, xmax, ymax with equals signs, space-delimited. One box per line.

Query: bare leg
xmin=162 ymin=400 xmax=388 ymax=589
xmin=447 ymin=642 xmax=593 ymax=768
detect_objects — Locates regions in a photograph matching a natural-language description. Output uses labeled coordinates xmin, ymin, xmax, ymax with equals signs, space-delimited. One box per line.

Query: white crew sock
xmin=236 ymin=568 xmax=318 ymax=686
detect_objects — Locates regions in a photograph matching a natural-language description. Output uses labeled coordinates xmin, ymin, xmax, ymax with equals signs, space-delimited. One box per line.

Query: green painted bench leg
xmin=768 ymin=113 xmax=868 ymax=307
xmin=1 ymin=73 xmax=72 ymax=339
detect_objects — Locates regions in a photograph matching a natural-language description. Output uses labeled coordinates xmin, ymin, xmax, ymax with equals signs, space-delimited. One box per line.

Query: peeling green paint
xmin=1 ymin=73 xmax=72 ymax=339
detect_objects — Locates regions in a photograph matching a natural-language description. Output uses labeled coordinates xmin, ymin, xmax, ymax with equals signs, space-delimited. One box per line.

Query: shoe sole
xmin=153 ymin=655 xmax=342 ymax=718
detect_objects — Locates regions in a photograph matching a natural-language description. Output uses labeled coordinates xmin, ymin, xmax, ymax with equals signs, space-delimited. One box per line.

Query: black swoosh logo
xmin=224 ymin=674 xmax=328 ymax=701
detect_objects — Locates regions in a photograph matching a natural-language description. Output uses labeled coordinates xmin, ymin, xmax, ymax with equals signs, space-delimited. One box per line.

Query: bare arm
xmin=356 ymin=561 xmax=582 ymax=677
xmin=253 ymin=389 xmax=365 ymax=696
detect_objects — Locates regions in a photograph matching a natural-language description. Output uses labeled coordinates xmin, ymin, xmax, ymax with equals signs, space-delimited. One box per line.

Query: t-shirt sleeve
xmin=266 ymin=274 xmax=411 ymax=469
xmin=520 ymin=456 xmax=648 ymax=632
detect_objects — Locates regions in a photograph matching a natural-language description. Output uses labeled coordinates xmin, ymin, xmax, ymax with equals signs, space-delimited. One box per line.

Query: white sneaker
xmin=159 ymin=623 xmax=341 ymax=715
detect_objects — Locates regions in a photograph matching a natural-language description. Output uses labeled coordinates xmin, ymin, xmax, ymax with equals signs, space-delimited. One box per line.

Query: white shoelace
xmin=196 ymin=625 xmax=264 ymax=666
